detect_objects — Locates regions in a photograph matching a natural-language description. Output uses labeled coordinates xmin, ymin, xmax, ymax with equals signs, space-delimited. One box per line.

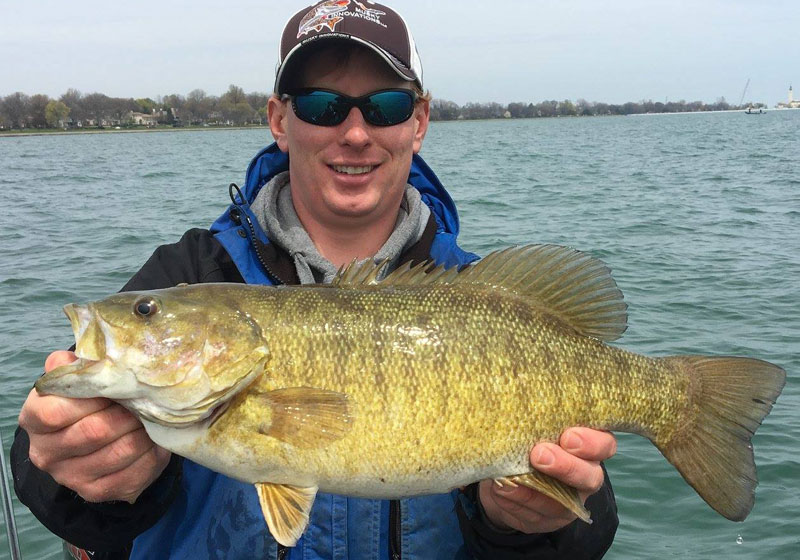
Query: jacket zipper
xmin=390 ymin=500 xmax=401 ymax=560
xmin=243 ymin=211 xmax=284 ymax=284
xmin=229 ymin=182 xmax=284 ymax=285
xmin=277 ymin=544 xmax=288 ymax=559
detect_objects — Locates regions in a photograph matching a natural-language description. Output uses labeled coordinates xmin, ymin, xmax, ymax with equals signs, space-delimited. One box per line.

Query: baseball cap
xmin=274 ymin=1 xmax=423 ymax=94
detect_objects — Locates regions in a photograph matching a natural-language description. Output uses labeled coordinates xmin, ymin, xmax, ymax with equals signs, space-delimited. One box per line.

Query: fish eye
xmin=133 ymin=298 xmax=159 ymax=318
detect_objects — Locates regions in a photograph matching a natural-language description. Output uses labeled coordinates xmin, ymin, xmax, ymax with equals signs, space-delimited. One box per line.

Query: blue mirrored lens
xmin=293 ymin=91 xmax=343 ymax=126
xmin=362 ymin=91 xmax=414 ymax=126
xmin=292 ymin=90 xmax=415 ymax=127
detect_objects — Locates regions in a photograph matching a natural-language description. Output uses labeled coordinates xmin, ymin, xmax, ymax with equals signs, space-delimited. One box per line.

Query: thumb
xmin=44 ymin=350 xmax=78 ymax=373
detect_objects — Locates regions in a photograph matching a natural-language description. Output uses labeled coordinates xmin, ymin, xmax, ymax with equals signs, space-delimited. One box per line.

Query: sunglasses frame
xmin=286 ymin=88 xmax=419 ymax=127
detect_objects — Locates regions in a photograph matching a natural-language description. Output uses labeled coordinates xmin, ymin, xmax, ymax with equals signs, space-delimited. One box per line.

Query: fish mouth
xmin=35 ymin=303 xmax=107 ymax=395
xmin=34 ymin=356 xmax=101 ymax=395
xmin=66 ymin=303 xmax=107 ymax=362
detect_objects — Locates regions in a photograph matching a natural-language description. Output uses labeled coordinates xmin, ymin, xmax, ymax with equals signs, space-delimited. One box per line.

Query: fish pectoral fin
xmin=259 ymin=387 xmax=352 ymax=448
xmin=496 ymin=471 xmax=592 ymax=524
xmin=255 ymin=482 xmax=318 ymax=547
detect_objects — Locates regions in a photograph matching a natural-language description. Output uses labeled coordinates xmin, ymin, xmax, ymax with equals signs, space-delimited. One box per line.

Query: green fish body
xmin=36 ymin=245 xmax=786 ymax=546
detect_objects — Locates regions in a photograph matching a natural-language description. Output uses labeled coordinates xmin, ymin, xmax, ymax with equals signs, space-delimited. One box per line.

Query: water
xmin=1 ymin=112 xmax=798 ymax=558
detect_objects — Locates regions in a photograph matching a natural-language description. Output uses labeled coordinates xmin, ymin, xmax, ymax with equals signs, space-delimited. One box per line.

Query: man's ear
xmin=268 ymin=96 xmax=290 ymax=153
xmin=412 ymin=99 xmax=430 ymax=154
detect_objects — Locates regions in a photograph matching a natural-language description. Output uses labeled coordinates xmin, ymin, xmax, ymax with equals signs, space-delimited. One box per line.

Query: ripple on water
xmin=141 ymin=170 xmax=180 ymax=179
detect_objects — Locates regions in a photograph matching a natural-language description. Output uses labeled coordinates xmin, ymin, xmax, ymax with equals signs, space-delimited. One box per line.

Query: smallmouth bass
xmin=35 ymin=245 xmax=786 ymax=546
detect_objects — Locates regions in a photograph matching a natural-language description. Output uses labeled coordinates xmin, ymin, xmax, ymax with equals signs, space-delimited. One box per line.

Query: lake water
xmin=1 ymin=111 xmax=798 ymax=559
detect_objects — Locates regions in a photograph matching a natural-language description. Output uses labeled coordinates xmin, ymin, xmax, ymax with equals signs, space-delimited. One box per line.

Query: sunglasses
xmin=287 ymin=88 xmax=418 ymax=127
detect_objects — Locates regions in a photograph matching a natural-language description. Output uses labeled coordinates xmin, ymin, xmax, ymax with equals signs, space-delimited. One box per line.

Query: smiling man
xmin=13 ymin=2 xmax=618 ymax=558
xmin=267 ymin=42 xmax=430 ymax=269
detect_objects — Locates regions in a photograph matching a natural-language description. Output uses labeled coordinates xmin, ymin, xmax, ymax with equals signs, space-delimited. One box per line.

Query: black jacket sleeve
xmin=456 ymin=466 xmax=618 ymax=559
xmin=11 ymin=229 xmax=241 ymax=554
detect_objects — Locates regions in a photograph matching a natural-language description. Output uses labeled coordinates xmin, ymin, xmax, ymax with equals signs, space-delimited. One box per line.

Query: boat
xmin=739 ymin=79 xmax=766 ymax=114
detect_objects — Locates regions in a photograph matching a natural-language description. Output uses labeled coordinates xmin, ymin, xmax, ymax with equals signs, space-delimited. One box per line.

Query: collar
xmin=251 ymin=213 xmax=438 ymax=286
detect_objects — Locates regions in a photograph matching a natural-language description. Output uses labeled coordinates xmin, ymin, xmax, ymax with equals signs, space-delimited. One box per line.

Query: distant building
xmin=127 ymin=111 xmax=159 ymax=126
xmin=776 ymin=85 xmax=800 ymax=109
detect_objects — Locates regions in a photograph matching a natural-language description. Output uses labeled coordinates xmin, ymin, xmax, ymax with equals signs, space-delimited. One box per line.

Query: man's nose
xmin=339 ymin=107 xmax=371 ymax=146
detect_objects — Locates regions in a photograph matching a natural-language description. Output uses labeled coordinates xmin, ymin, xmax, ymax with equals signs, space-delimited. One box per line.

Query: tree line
xmin=0 ymin=85 xmax=753 ymax=131
xmin=0 ymin=85 xmax=268 ymax=130
xmin=429 ymin=97 xmax=749 ymax=120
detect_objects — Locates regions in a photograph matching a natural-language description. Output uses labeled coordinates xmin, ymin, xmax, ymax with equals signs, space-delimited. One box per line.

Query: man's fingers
xmin=31 ymin=404 xmax=144 ymax=463
xmin=69 ymin=427 xmax=158 ymax=479
xmin=477 ymin=428 xmax=615 ymax=534
xmin=21 ymin=351 xmax=113 ymax=434
xmin=44 ymin=350 xmax=78 ymax=373
xmin=530 ymin=443 xmax=605 ymax=494
xmin=479 ymin=479 xmax=576 ymax=534
xmin=492 ymin=484 xmax=567 ymax=520
xmin=19 ymin=389 xmax=113 ymax=434
xmin=89 ymin=444 xmax=170 ymax=503
xmin=559 ymin=428 xmax=617 ymax=461
xmin=45 ymin=428 xmax=159 ymax=487
xmin=53 ymin=440 xmax=171 ymax=504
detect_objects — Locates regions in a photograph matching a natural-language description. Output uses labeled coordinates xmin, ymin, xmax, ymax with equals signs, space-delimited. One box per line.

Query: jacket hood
xmin=210 ymin=142 xmax=462 ymax=236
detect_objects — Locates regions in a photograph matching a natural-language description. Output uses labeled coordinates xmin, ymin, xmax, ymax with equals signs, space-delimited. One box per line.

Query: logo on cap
xmin=298 ymin=0 xmax=387 ymax=38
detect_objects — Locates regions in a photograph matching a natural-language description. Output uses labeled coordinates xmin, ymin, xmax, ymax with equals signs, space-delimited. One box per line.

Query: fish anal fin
xmin=258 ymin=387 xmax=353 ymax=448
xmin=255 ymin=483 xmax=318 ymax=547
xmin=496 ymin=471 xmax=591 ymax=524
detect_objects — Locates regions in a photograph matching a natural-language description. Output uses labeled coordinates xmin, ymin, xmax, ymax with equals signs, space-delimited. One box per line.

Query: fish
xmin=35 ymin=245 xmax=786 ymax=547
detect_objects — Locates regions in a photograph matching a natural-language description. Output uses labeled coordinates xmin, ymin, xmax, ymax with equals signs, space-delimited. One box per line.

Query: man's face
xmin=268 ymin=47 xmax=429 ymax=235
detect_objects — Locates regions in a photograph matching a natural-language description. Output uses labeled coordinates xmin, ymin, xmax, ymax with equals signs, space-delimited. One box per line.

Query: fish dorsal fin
xmin=452 ymin=245 xmax=627 ymax=341
xmin=258 ymin=387 xmax=353 ymax=449
xmin=332 ymin=258 xmax=391 ymax=286
xmin=333 ymin=258 xmax=460 ymax=288
xmin=331 ymin=245 xmax=627 ymax=342
xmin=255 ymin=482 xmax=318 ymax=547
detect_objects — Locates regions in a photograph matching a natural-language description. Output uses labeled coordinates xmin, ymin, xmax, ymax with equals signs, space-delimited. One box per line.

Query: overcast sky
xmin=2 ymin=0 xmax=798 ymax=106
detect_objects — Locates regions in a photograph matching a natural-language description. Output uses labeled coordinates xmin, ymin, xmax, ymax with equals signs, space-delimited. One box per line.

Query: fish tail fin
xmin=655 ymin=356 xmax=785 ymax=521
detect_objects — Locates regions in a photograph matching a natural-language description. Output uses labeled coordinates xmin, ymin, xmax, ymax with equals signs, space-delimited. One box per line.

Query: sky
xmin=2 ymin=0 xmax=798 ymax=106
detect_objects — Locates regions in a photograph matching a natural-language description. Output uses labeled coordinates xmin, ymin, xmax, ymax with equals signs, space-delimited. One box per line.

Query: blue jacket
xmin=13 ymin=145 xmax=617 ymax=559
xmin=131 ymin=144 xmax=480 ymax=559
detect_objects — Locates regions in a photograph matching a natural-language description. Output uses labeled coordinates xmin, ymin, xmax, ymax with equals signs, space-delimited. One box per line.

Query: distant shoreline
xmin=627 ymin=107 xmax=800 ymax=116
xmin=3 ymin=107 xmax=798 ymax=138
xmin=0 ymin=125 xmax=270 ymax=138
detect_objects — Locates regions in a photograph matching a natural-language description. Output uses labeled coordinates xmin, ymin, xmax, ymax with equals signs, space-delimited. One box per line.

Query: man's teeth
xmin=333 ymin=165 xmax=374 ymax=175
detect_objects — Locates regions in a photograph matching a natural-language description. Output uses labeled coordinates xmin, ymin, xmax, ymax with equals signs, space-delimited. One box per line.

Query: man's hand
xmin=479 ymin=428 xmax=616 ymax=534
xmin=18 ymin=350 xmax=171 ymax=503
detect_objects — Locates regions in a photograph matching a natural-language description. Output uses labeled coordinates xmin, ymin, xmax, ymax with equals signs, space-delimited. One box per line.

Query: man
xmin=13 ymin=2 xmax=618 ymax=558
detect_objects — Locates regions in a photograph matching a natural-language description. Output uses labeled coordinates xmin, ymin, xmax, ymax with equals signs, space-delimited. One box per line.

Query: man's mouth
xmin=331 ymin=164 xmax=376 ymax=175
